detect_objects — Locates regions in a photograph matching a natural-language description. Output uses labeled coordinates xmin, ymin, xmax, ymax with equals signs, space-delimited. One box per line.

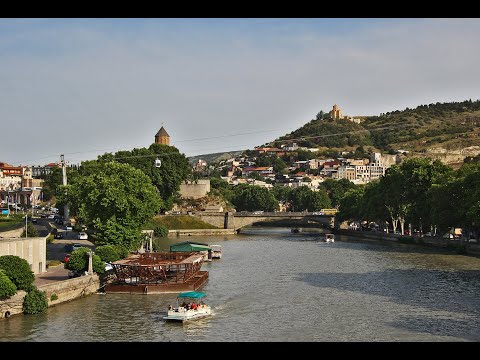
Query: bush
xmin=154 ymin=225 xmax=169 ymax=237
xmin=0 ymin=255 xmax=35 ymax=291
xmin=21 ymin=223 xmax=39 ymax=237
xmin=0 ymin=269 xmax=17 ymax=299
xmin=66 ymin=247 xmax=105 ymax=275
xmin=50 ymin=293 xmax=58 ymax=301
xmin=114 ymin=245 xmax=130 ymax=259
xmin=23 ymin=288 xmax=48 ymax=314
xmin=95 ymin=245 xmax=121 ymax=263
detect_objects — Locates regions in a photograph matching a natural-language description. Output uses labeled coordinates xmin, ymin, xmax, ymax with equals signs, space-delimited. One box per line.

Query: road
xmin=31 ymin=216 xmax=96 ymax=286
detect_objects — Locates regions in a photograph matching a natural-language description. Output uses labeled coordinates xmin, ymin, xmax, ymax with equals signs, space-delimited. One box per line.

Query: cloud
xmin=1 ymin=18 xmax=480 ymax=164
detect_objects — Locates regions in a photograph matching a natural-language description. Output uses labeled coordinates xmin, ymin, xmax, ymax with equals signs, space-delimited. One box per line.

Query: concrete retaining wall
xmin=168 ymin=229 xmax=236 ymax=236
xmin=0 ymin=274 xmax=100 ymax=319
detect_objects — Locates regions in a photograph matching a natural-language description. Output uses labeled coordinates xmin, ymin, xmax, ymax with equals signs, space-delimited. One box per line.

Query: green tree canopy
xmin=0 ymin=269 xmax=17 ymax=299
xmin=319 ymin=178 xmax=357 ymax=207
xmin=288 ymin=186 xmax=331 ymax=212
xmin=61 ymin=161 xmax=163 ymax=251
xmin=0 ymin=255 xmax=35 ymax=292
xmin=96 ymin=144 xmax=191 ymax=212
xmin=231 ymin=184 xmax=279 ymax=212
xmin=66 ymin=247 xmax=105 ymax=274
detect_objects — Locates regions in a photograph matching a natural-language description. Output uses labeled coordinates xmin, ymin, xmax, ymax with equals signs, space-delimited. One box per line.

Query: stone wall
xmin=0 ymin=290 xmax=27 ymax=318
xmin=0 ymin=274 xmax=100 ymax=319
xmin=179 ymin=180 xmax=211 ymax=199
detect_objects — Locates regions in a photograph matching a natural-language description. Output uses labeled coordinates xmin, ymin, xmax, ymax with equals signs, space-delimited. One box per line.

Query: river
xmin=2 ymin=228 xmax=480 ymax=342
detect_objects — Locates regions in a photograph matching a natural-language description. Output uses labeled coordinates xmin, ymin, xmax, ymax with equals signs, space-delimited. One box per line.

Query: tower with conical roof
xmin=155 ymin=126 xmax=170 ymax=145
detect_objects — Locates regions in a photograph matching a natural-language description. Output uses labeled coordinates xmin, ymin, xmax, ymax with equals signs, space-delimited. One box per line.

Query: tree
xmin=288 ymin=186 xmax=331 ymax=212
xmin=61 ymin=161 xmax=163 ymax=251
xmin=21 ymin=223 xmax=38 ymax=237
xmin=65 ymin=247 xmax=105 ymax=274
xmin=0 ymin=255 xmax=35 ymax=292
xmin=94 ymin=245 xmax=122 ymax=263
xmin=231 ymin=185 xmax=279 ymax=212
xmin=319 ymin=178 xmax=357 ymax=207
xmin=96 ymin=144 xmax=191 ymax=212
xmin=0 ymin=269 xmax=17 ymax=299
xmin=337 ymin=187 xmax=365 ymax=223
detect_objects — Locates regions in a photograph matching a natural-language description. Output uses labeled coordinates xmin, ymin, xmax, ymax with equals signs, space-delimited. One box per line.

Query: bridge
xmin=189 ymin=211 xmax=335 ymax=230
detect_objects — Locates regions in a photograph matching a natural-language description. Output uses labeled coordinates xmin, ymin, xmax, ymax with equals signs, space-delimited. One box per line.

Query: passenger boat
xmin=163 ymin=291 xmax=212 ymax=322
xmin=321 ymin=233 xmax=335 ymax=243
xmin=211 ymin=244 xmax=222 ymax=259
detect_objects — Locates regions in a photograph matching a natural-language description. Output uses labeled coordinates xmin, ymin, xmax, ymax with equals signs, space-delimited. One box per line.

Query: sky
xmin=1 ymin=18 xmax=480 ymax=167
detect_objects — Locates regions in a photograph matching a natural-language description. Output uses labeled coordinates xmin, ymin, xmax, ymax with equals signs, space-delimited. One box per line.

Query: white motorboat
xmin=211 ymin=244 xmax=222 ymax=259
xmin=323 ymin=234 xmax=335 ymax=243
xmin=163 ymin=291 xmax=212 ymax=322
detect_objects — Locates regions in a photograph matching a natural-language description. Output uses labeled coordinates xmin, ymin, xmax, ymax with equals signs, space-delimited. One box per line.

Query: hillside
xmin=188 ymin=150 xmax=244 ymax=165
xmin=269 ymin=99 xmax=480 ymax=165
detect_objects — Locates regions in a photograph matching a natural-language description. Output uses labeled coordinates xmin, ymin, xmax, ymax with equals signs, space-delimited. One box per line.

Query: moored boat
xmin=163 ymin=291 xmax=212 ymax=322
xmin=211 ymin=244 xmax=222 ymax=259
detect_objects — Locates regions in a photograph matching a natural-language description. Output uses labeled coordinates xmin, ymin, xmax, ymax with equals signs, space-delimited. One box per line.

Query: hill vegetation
xmin=270 ymin=99 xmax=480 ymax=154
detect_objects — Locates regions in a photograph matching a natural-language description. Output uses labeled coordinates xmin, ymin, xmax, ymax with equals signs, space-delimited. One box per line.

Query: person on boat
xmin=181 ymin=301 xmax=187 ymax=308
xmin=191 ymin=302 xmax=197 ymax=310
xmin=168 ymin=305 xmax=173 ymax=311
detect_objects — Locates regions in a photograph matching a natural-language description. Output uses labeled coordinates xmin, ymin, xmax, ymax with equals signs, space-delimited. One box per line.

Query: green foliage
xmin=62 ymin=161 xmax=163 ymax=251
xmin=0 ymin=269 xmax=17 ymax=299
xmin=66 ymin=247 xmax=105 ymax=274
xmin=50 ymin=293 xmax=58 ymax=301
xmin=287 ymin=186 xmax=331 ymax=212
xmin=153 ymin=225 xmax=169 ymax=237
xmin=231 ymin=184 xmax=279 ymax=212
xmin=94 ymin=245 xmax=122 ymax=263
xmin=23 ymin=288 xmax=48 ymax=315
xmin=21 ymin=222 xmax=39 ymax=237
xmin=0 ymin=255 xmax=35 ymax=292
xmin=96 ymin=144 xmax=191 ymax=212
xmin=319 ymin=178 xmax=357 ymax=207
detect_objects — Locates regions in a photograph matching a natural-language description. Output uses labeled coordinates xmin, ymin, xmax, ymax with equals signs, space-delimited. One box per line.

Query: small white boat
xmin=163 ymin=291 xmax=212 ymax=322
xmin=211 ymin=244 xmax=222 ymax=259
xmin=322 ymin=234 xmax=335 ymax=243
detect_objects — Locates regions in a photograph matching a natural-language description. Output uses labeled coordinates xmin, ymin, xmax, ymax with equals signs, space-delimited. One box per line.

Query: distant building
xmin=155 ymin=126 xmax=170 ymax=145
xmin=330 ymin=104 xmax=343 ymax=120
xmin=179 ymin=179 xmax=211 ymax=199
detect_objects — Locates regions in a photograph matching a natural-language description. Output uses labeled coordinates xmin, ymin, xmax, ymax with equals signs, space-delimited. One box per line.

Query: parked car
xmin=78 ymin=232 xmax=88 ymax=240
xmin=64 ymin=243 xmax=73 ymax=252
xmin=31 ymin=218 xmax=37 ymax=223
xmin=55 ymin=232 xmax=64 ymax=239
xmin=65 ymin=225 xmax=73 ymax=231
xmin=72 ymin=243 xmax=83 ymax=251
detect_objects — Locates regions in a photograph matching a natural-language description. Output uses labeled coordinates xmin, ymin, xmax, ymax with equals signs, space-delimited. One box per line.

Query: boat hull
xmin=163 ymin=308 xmax=212 ymax=322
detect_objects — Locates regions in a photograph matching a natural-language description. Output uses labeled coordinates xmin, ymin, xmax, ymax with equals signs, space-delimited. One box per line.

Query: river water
xmin=2 ymin=228 xmax=480 ymax=342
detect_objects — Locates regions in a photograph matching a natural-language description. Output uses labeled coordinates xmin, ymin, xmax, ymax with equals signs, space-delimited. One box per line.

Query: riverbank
xmin=168 ymin=229 xmax=236 ymax=236
xmin=336 ymin=229 xmax=480 ymax=256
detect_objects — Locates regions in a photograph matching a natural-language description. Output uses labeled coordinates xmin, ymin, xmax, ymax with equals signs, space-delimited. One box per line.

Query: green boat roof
xmin=177 ymin=291 xmax=206 ymax=299
xmin=170 ymin=241 xmax=211 ymax=252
